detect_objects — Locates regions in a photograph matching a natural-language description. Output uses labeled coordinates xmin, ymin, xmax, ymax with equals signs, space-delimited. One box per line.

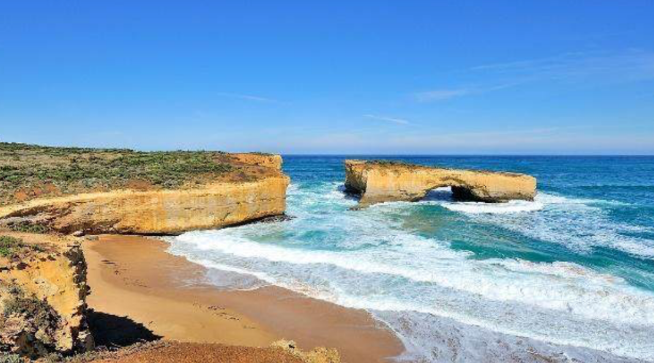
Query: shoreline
xmin=83 ymin=235 xmax=404 ymax=363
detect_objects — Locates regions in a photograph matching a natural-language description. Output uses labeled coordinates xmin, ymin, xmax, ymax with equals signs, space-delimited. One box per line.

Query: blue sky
xmin=1 ymin=1 xmax=653 ymax=154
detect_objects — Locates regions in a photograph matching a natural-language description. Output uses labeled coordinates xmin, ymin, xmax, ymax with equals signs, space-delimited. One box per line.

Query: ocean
xmin=166 ymin=156 xmax=654 ymax=362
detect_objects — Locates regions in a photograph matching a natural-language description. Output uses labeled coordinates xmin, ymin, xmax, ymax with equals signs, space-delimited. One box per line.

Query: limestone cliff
xmin=0 ymin=146 xmax=291 ymax=359
xmin=0 ymin=232 xmax=93 ymax=358
xmin=0 ymin=145 xmax=290 ymax=235
xmin=345 ymin=160 xmax=536 ymax=206
xmin=0 ymin=176 xmax=289 ymax=235
xmin=229 ymin=153 xmax=283 ymax=170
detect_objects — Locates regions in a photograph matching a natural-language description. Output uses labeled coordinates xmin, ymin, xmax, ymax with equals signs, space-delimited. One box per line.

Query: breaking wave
xmin=167 ymin=163 xmax=654 ymax=362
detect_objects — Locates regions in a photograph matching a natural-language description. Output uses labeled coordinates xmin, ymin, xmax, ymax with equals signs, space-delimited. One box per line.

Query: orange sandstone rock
xmin=0 ymin=233 xmax=93 ymax=357
xmin=344 ymin=160 xmax=536 ymax=206
xmin=0 ymin=176 xmax=289 ymax=235
xmin=0 ymin=151 xmax=290 ymax=235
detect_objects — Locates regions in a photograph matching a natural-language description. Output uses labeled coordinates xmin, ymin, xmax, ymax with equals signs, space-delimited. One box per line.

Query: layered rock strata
xmin=0 ymin=150 xmax=290 ymax=235
xmin=344 ymin=160 xmax=536 ymax=206
xmin=0 ymin=175 xmax=289 ymax=235
xmin=0 ymin=146 xmax=293 ymax=359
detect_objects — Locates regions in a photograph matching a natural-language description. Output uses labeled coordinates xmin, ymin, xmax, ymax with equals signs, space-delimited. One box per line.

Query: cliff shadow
xmin=338 ymin=184 xmax=361 ymax=201
xmin=422 ymin=186 xmax=455 ymax=202
xmin=87 ymin=309 xmax=162 ymax=348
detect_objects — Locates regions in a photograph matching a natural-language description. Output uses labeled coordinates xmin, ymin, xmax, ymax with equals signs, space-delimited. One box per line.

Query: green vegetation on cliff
xmin=0 ymin=143 xmax=266 ymax=205
xmin=0 ymin=236 xmax=23 ymax=257
xmin=0 ymin=236 xmax=43 ymax=257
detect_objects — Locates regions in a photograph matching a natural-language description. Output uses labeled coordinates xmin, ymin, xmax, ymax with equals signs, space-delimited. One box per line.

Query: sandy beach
xmin=83 ymin=235 xmax=404 ymax=363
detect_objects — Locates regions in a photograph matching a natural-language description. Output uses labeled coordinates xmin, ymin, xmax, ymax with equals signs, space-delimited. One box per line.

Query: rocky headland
xmin=0 ymin=143 xmax=299 ymax=361
xmin=345 ymin=160 xmax=537 ymax=206
xmin=0 ymin=144 xmax=290 ymax=235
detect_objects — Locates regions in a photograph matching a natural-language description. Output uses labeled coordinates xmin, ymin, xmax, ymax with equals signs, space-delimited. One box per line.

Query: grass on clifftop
xmin=0 ymin=236 xmax=24 ymax=257
xmin=0 ymin=143 xmax=244 ymax=205
xmin=0 ymin=236 xmax=44 ymax=257
xmin=368 ymin=160 xmax=407 ymax=166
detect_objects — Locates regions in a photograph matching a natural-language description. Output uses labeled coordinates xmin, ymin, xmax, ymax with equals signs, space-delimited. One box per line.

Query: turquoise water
xmin=168 ymin=156 xmax=654 ymax=362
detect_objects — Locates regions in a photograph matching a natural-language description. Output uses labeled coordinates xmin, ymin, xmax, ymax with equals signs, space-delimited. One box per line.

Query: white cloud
xmin=471 ymin=49 xmax=654 ymax=83
xmin=412 ymin=49 xmax=654 ymax=103
xmin=364 ymin=114 xmax=410 ymax=125
xmin=384 ymin=128 xmax=654 ymax=155
xmin=216 ymin=92 xmax=281 ymax=103
xmin=413 ymin=89 xmax=471 ymax=102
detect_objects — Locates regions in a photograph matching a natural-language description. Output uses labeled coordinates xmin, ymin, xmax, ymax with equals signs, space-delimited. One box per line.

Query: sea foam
xmin=166 ymin=179 xmax=654 ymax=362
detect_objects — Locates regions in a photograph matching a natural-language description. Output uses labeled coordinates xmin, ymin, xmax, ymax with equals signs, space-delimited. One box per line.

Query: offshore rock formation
xmin=345 ymin=160 xmax=537 ymax=206
xmin=0 ymin=149 xmax=290 ymax=235
xmin=0 ymin=232 xmax=93 ymax=358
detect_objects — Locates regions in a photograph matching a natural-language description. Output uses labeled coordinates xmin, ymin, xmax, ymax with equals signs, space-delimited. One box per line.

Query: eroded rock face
xmin=0 ymin=233 xmax=93 ymax=358
xmin=0 ymin=176 xmax=289 ymax=235
xmin=0 ymin=147 xmax=291 ymax=235
xmin=344 ymin=160 xmax=536 ymax=206
xmin=0 ymin=152 xmax=290 ymax=235
xmin=229 ymin=153 xmax=283 ymax=170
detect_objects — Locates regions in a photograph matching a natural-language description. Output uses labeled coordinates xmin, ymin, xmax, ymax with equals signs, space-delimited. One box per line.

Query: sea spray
xmin=167 ymin=156 xmax=654 ymax=362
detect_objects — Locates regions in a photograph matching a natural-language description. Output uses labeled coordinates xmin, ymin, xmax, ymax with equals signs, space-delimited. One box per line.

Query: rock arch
xmin=344 ymin=160 xmax=536 ymax=207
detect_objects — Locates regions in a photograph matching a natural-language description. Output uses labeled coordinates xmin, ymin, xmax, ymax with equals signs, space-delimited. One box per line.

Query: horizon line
xmin=3 ymin=141 xmax=654 ymax=157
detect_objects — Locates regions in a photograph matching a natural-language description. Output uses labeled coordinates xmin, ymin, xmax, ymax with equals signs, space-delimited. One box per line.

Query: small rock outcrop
xmin=0 ymin=232 xmax=93 ymax=358
xmin=271 ymin=340 xmax=340 ymax=363
xmin=345 ymin=160 xmax=536 ymax=206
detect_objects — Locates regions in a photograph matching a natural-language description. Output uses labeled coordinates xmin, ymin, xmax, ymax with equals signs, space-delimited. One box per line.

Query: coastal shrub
xmin=1 ymin=286 xmax=62 ymax=358
xmin=9 ymin=221 xmax=50 ymax=234
xmin=3 ymin=294 xmax=54 ymax=325
xmin=0 ymin=142 xmax=239 ymax=204
xmin=0 ymin=236 xmax=43 ymax=257
xmin=43 ymin=353 xmax=64 ymax=363
xmin=2 ymin=290 xmax=60 ymax=344
xmin=0 ymin=236 xmax=22 ymax=257
xmin=369 ymin=160 xmax=409 ymax=166
xmin=0 ymin=354 xmax=22 ymax=363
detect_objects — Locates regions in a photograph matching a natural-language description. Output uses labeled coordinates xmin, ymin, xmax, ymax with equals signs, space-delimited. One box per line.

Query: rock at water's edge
xmin=344 ymin=160 xmax=536 ymax=206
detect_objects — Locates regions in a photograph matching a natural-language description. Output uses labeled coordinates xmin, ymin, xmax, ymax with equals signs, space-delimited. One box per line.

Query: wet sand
xmin=83 ymin=235 xmax=404 ymax=363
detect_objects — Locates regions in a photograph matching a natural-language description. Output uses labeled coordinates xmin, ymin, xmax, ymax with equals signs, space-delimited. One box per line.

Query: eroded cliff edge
xmin=0 ymin=144 xmax=290 ymax=235
xmin=0 ymin=232 xmax=93 ymax=358
xmin=0 ymin=144 xmax=291 ymax=359
xmin=344 ymin=160 xmax=536 ymax=206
